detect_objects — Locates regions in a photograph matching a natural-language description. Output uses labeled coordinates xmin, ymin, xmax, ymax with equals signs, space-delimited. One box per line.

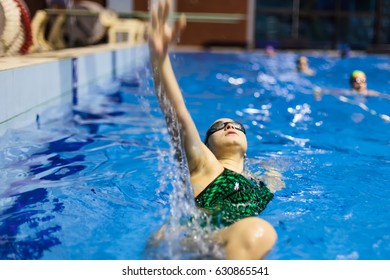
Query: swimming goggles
xmin=352 ymin=77 xmax=366 ymax=84
xmin=204 ymin=121 xmax=246 ymax=144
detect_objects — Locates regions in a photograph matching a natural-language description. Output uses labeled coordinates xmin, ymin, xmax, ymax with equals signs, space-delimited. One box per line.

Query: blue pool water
xmin=0 ymin=50 xmax=389 ymax=260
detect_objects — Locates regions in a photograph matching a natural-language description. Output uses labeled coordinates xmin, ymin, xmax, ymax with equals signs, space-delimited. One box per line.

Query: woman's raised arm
xmin=148 ymin=0 xmax=211 ymax=174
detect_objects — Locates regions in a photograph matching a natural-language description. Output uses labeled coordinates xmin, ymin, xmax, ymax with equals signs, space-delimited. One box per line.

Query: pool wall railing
xmin=0 ymin=43 xmax=148 ymax=135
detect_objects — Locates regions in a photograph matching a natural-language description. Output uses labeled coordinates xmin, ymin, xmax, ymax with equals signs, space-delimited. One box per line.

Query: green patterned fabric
xmin=195 ymin=169 xmax=274 ymax=227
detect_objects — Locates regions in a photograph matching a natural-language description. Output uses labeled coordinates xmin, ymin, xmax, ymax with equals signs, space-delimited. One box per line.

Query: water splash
xmin=142 ymin=73 xmax=224 ymax=259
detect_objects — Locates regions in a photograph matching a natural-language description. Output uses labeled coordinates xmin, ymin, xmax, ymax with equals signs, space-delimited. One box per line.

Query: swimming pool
xmin=0 ymin=50 xmax=389 ymax=260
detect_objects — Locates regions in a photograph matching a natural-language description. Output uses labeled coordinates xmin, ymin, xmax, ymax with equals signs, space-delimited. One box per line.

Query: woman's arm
xmin=148 ymin=0 xmax=211 ymax=173
xmin=366 ymin=90 xmax=390 ymax=100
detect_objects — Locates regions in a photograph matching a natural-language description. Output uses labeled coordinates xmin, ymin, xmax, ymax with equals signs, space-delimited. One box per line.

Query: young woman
xmin=148 ymin=0 xmax=278 ymax=259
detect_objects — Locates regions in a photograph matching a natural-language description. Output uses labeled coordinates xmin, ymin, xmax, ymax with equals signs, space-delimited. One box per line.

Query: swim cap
xmin=350 ymin=70 xmax=366 ymax=79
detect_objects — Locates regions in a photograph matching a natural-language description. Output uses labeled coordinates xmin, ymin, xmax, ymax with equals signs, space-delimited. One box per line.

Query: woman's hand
xmin=148 ymin=0 xmax=186 ymax=61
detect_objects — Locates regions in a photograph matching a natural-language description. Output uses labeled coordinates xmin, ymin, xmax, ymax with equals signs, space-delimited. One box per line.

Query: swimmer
xmin=313 ymin=69 xmax=390 ymax=121
xmin=340 ymin=46 xmax=351 ymax=58
xmin=314 ymin=70 xmax=390 ymax=101
xmin=349 ymin=70 xmax=381 ymax=97
xmin=296 ymin=55 xmax=315 ymax=76
xmin=265 ymin=45 xmax=276 ymax=57
xmin=147 ymin=0 xmax=282 ymax=260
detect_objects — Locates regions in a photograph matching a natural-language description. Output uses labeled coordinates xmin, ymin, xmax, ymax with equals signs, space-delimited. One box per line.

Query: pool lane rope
xmin=14 ymin=0 xmax=33 ymax=54
xmin=77 ymin=0 xmax=106 ymax=45
xmin=314 ymin=86 xmax=390 ymax=122
xmin=63 ymin=0 xmax=107 ymax=46
xmin=0 ymin=0 xmax=21 ymax=56
xmin=0 ymin=5 xmax=5 ymax=55
xmin=338 ymin=95 xmax=390 ymax=122
xmin=0 ymin=0 xmax=32 ymax=56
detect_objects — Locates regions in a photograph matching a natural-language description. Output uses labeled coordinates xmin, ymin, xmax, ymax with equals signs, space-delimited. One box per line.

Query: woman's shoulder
xmin=192 ymin=162 xmax=224 ymax=198
xmin=244 ymin=169 xmax=285 ymax=193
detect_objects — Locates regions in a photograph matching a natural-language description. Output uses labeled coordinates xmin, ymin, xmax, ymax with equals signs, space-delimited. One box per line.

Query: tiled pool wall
xmin=0 ymin=44 xmax=148 ymax=134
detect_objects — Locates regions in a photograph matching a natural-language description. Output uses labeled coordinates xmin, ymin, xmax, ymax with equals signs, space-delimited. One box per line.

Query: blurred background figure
xmin=296 ymin=55 xmax=315 ymax=75
xmin=348 ymin=70 xmax=387 ymax=98
xmin=314 ymin=69 xmax=388 ymax=101
xmin=265 ymin=44 xmax=275 ymax=57
xmin=349 ymin=70 xmax=368 ymax=93
xmin=340 ymin=45 xmax=351 ymax=58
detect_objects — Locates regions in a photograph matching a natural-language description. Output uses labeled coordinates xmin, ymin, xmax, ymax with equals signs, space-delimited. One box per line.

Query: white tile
xmin=0 ymin=44 xmax=149 ymax=128
xmin=0 ymin=70 xmax=14 ymax=123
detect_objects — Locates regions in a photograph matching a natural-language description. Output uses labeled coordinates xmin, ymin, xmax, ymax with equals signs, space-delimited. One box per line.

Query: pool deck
xmin=0 ymin=43 xmax=148 ymax=134
xmin=0 ymin=43 xmax=138 ymax=71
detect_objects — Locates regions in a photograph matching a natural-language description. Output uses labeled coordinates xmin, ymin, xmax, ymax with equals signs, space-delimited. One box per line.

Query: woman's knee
xmin=240 ymin=217 xmax=277 ymax=249
xmin=220 ymin=217 xmax=277 ymax=259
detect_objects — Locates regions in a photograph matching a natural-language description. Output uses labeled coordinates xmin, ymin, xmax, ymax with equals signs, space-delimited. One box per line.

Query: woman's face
xmin=351 ymin=74 xmax=367 ymax=92
xmin=206 ymin=118 xmax=248 ymax=156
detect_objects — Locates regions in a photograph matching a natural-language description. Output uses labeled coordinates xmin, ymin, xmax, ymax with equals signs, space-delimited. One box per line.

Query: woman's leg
xmin=215 ymin=217 xmax=277 ymax=260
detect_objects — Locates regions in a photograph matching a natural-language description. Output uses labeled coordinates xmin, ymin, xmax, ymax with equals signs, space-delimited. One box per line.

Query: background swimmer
xmin=297 ymin=55 xmax=315 ymax=76
xmin=312 ymin=69 xmax=390 ymax=122
xmin=314 ymin=70 xmax=390 ymax=101
xmin=349 ymin=70 xmax=381 ymax=97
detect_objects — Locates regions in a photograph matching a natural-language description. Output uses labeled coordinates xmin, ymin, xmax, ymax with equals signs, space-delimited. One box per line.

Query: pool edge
xmin=0 ymin=43 xmax=148 ymax=135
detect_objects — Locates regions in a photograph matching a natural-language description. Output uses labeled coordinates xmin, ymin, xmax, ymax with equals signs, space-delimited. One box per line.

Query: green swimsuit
xmin=195 ymin=168 xmax=274 ymax=227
